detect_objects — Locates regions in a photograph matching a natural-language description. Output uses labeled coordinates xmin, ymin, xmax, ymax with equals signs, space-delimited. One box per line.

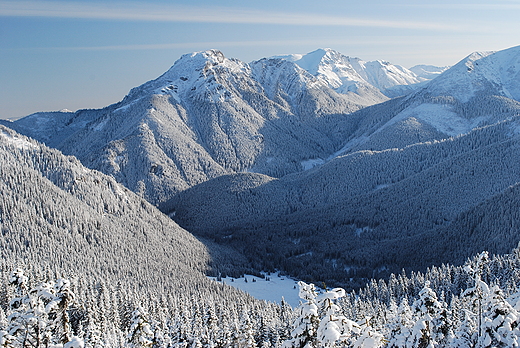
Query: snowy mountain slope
xmin=333 ymin=94 xmax=520 ymax=158
xmin=3 ymin=49 xmax=392 ymax=204
xmin=422 ymin=46 xmax=520 ymax=103
xmin=275 ymin=48 xmax=427 ymax=97
xmin=326 ymin=46 xmax=520 ymax=158
xmin=0 ymin=125 xmax=249 ymax=296
xmin=409 ymin=64 xmax=450 ymax=80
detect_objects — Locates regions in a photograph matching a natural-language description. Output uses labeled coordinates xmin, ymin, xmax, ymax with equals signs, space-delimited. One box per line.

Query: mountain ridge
xmin=4 ymin=45 xmax=520 ymax=287
xmin=1 ymin=48 xmax=434 ymax=205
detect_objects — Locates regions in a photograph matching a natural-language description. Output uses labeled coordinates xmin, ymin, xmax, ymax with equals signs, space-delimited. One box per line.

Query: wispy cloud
xmin=14 ymin=40 xmax=324 ymax=52
xmin=5 ymin=37 xmax=471 ymax=54
xmin=402 ymin=2 xmax=520 ymax=10
xmin=0 ymin=0 xmax=465 ymax=32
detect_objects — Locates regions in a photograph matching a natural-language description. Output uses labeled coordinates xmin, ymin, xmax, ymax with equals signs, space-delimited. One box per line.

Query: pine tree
xmin=238 ymin=309 xmax=257 ymax=348
xmin=449 ymin=309 xmax=477 ymax=348
xmin=45 ymin=278 xmax=76 ymax=346
xmin=386 ymin=297 xmax=414 ymax=348
xmin=316 ymin=287 xmax=360 ymax=347
xmin=353 ymin=317 xmax=385 ymax=348
xmin=126 ymin=307 xmax=154 ymax=348
xmin=6 ymin=269 xmax=49 ymax=348
xmin=409 ymin=281 xmax=444 ymax=348
xmin=282 ymin=281 xmax=319 ymax=348
xmin=479 ymin=284 xmax=520 ymax=347
xmin=463 ymin=251 xmax=490 ymax=346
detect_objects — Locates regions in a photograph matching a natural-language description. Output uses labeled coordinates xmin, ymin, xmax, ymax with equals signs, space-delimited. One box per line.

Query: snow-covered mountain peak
xmin=423 ymin=46 xmax=520 ymax=102
xmin=409 ymin=65 xmax=450 ymax=80
xmin=122 ymin=49 xmax=251 ymax=105
xmin=160 ymin=49 xmax=247 ymax=82
xmin=174 ymin=49 xmax=226 ymax=69
xmin=297 ymin=48 xmax=346 ymax=74
xmin=275 ymin=48 xmax=376 ymax=93
xmin=273 ymin=48 xmax=425 ymax=96
xmin=272 ymin=48 xmax=342 ymax=75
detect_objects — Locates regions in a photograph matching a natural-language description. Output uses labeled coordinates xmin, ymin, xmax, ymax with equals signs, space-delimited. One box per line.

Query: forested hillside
xmin=0 ymin=124 xmax=298 ymax=346
xmin=3 ymin=233 xmax=520 ymax=347
xmin=164 ymin=46 xmax=520 ymax=288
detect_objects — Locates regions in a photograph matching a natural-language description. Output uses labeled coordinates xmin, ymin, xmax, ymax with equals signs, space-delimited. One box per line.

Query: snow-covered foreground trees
xmin=284 ymin=282 xmax=381 ymax=348
xmin=2 ymin=269 xmax=82 ymax=348
xmin=282 ymin=251 xmax=520 ymax=348
xmin=4 ymin=250 xmax=520 ymax=347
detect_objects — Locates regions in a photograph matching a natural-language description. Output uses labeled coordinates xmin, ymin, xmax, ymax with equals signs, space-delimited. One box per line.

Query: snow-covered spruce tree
xmin=316 ymin=287 xmax=362 ymax=347
xmin=386 ymin=297 xmax=414 ymax=348
xmin=449 ymin=309 xmax=477 ymax=348
xmin=352 ymin=317 xmax=385 ymax=348
xmin=126 ymin=307 xmax=154 ymax=348
xmin=45 ymin=279 xmax=75 ymax=346
xmin=83 ymin=293 xmax=105 ymax=348
xmin=6 ymin=269 xmax=49 ymax=348
xmin=462 ymin=251 xmax=490 ymax=346
xmin=238 ymin=309 xmax=257 ymax=348
xmin=316 ymin=288 xmax=347 ymax=347
xmin=278 ymin=298 xmax=293 ymax=343
xmin=479 ymin=284 xmax=520 ymax=347
xmin=282 ymin=281 xmax=319 ymax=348
xmin=408 ymin=281 xmax=446 ymax=348
xmin=149 ymin=317 xmax=169 ymax=348
xmin=5 ymin=269 xmax=83 ymax=348
xmin=258 ymin=316 xmax=273 ymax=348
xmin=201 ymin=304 xmax=218 ymax=348
xmin=83 ymin=320 xmax=103 ymax=348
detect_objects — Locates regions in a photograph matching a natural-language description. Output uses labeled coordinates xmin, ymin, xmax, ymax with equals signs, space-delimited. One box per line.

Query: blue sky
xmin=1 ymin=0 xmax=519 ymax=120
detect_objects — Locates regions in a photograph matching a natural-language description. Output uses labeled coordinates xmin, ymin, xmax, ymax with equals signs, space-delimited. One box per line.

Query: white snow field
xmin=210 ymin=273 xmax=302 ymax=307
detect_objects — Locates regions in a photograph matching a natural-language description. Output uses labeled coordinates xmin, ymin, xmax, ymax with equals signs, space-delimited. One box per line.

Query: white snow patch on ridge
xmin=0 ymin=129 xmax=36 ymax=150
xmin=378 ymin=103 xmax=488 ymax=137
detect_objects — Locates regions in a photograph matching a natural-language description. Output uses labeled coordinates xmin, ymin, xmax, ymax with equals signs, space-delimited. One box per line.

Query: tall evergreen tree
xmin=282 ymin=282 xmax=319 ymax=348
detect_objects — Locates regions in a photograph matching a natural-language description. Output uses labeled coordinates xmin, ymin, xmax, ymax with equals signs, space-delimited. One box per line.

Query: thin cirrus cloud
xmin=28 ymin=39 xmax=406 ymax=51
xmin=0 ymin=0 xmax=466 ymax=32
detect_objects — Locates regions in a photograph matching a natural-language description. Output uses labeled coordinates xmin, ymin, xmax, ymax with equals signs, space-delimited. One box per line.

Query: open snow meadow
xmin=210 ymin=273 xmax=302 ymax=307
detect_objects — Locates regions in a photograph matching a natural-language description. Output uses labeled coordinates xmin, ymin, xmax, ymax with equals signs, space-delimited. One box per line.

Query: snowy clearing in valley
xmin=210 ymin=273 xmax=301 ymax=307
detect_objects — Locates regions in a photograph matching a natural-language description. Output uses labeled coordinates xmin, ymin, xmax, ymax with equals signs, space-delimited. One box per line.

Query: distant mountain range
xmin=274 ymin=48 xmax=447 ymax=98
xmin=1 ymin=48 xmax=440 ymax=205
xmin=3 ymin=46 xmax=520 ymax=288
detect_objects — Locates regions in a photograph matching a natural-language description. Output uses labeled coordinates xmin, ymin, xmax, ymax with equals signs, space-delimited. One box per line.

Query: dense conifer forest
xmin=3 ymin=247 xmax=520 ymax=347
xmin=3 ymin=125 xmax=520 ymax=347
